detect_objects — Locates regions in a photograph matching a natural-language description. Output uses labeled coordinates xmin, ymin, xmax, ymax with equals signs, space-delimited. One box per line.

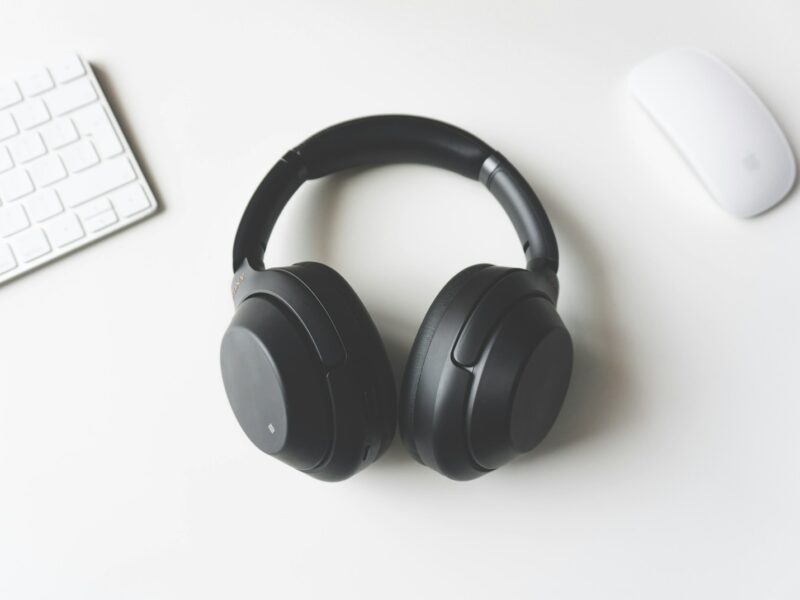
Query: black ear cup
xmin=284 ymin=262 xmax=397 ymax=463
xmin=400 ymin=265 xmax=573 ymax=480
xmin=221 ymin=292 xmax=334 ymax=471
xmin=400 ymin=264 xmax=495 ymax=459
xmin=221 ymin=262 xmax=396 ymax=481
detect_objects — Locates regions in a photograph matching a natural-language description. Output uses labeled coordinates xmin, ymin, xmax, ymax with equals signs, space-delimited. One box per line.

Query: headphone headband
xmin=232 ymin=115 xmax=559 ymax=273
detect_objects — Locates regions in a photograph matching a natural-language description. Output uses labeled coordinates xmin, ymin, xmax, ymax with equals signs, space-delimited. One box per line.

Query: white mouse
xmin=629 ymin=47 xmax=796 ymax=217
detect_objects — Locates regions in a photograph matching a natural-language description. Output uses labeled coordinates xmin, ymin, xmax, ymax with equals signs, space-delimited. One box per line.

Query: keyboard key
xmin=0 ymin=112 xmax=18 ymax=141
xmin=0 ymin=56 xmax=157 ymax=285
xmin=12 ymin=98 xmax=50 ymax=129
xmin=81 ymin=206 xmax=118 ymax=232
xmin=50 ymin=55 xmax=85 ymax=83
xmin=0 ymin=169 xmax=34 ymax=202
xmin=43 ymin=211 xmax=84 ymax=247
xmin=28 ymin=154 xmax=67 ymax=187
xmin=57 ymin=157 xmax=136 ymax=207
xmin=110 ymin=184 xmax=150 ymax=218
xmin=0 ymin=204 xmax=30 ymax=237
xmin=0 ymin=147 xmax=13 ymax=173
xmin=24 ymin=189 xmax=63 ymax=222
xmin=0 ymin=81 xmax=22 ymax=109
xmin=0 ymin=243 xmax=16 ymax=274
xmin=72 ymin=104 xmax=122 ymax=158
xmin=60 ymin=139 xmax=99 ymax=173
xmin=18 ymin=67 xmax=54 ymax=96
xmin=7 ymin=131 xmax=46 ymax=164
xmin=44 ymin=78 xmax=96 ymax=116
xmin=74 ymin=196 xmax=111 ymax=220
xmin=39 ymin=118 xmax=78 ymax=149
xmin=10 ymin=227 xmax=50 ymax=262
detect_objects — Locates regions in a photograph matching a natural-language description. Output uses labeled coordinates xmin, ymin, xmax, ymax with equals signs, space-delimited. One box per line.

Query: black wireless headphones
xmin=220 ymin=115 xmax=573 ymax=481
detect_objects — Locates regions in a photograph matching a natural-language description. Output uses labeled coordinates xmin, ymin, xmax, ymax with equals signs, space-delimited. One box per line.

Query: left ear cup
xmin=221 ymin=262 xmax=396 ymax=482
xmin=281 ymin=262 xmax=397 ymax=474
xmin=221 ymin=290 xmax=335 ymax=473
xmin=401 ymin=265 xmax=573 ymax=480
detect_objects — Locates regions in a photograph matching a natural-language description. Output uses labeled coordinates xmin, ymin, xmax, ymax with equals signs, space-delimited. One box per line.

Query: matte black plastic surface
xmin=453 ymin=268 xmax=557 ymax=366
xmin=400 ymin=264 xmax=573 ymax=480
xmin=221 ymin=295 xmax=333 ymax=471
xmin=467 ymin=296 xmax=573 ymax=471
xmin=221 ymin=262 xmax=396 ymax=481
xmin=230 ymin=266 xmax=346 ymax=369
xmin=233 ymin=155 xmax=303 ymax=271
xmin=283 ymin=262 xmax=397 ymax=474
xmin=400 ymin=265 xmax=512 ymax=464
xmin=231 ymin=115 xmax=559 ymax=274
xmin=483 ymin=157 xmax=559 ymax=272
xmin=295 ymin=115 xmax=492 ymax=179
xmin=399 ymin=263 xmax=492 ymax=460
xmin=224 ymin=115 xmax=574 ymax=482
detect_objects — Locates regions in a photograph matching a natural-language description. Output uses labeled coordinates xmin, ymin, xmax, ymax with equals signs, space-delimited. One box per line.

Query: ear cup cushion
xmin=280 ymin=262 xmax=397 ymax=458
xmin=399 ymin=264 xmax=491 ymax=452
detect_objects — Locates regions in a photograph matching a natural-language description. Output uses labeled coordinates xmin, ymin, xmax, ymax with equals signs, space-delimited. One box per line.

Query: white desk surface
xmin=1 ymin=1 xmax=799 ymax=598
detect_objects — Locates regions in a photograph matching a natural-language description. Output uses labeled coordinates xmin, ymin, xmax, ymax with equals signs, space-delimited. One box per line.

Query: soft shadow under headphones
xmin=221 ymin=115 xmax=573 ymax=481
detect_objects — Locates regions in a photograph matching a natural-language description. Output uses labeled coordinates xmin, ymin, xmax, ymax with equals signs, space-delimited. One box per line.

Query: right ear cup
xmin=400 ymin=264 xmax=499 ymax=459
xmin=221 ymin=262 xmax=395 ymax=482
xmin=400 ymin=264 xmax=573 ymax=480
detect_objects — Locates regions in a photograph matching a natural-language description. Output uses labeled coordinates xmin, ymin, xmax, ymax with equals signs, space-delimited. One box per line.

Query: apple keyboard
xmin=0 ymin=54 xmax=156 ymax=284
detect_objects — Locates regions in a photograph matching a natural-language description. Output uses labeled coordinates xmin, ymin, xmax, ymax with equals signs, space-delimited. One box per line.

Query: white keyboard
xmin=0 ymin=54 xmax=157 ymax=284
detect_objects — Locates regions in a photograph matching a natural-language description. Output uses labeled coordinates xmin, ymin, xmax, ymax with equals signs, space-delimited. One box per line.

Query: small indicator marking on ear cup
xmin=268 ymin=423 xmax=276 ymax=434
xmin=231 ymin=272 xmax=245 ymax=298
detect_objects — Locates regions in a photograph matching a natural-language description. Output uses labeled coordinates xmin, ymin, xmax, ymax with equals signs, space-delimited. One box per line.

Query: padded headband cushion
xmin=233 ymin=115 xmax=559 ymax=276
xmin=233 ymin=116 xmax=493 ymax=272
xmin=295 ymin=115 xmax=493 ymax=180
